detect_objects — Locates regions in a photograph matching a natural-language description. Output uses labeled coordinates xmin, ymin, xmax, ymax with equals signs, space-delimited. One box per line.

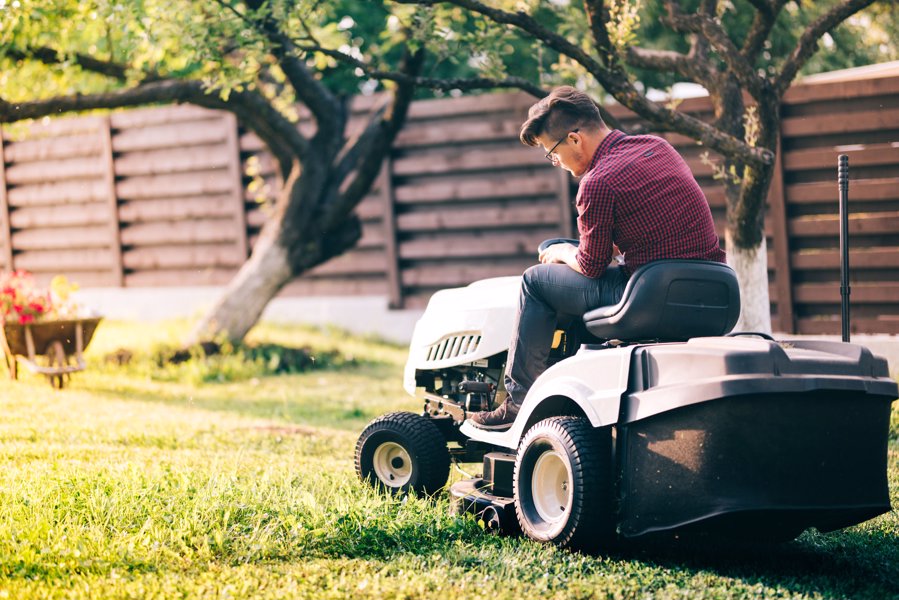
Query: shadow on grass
xmin=306 ymin=502 xmax=899 ymax=600
xmin=611 ymin=526 xmax=899 ymax=600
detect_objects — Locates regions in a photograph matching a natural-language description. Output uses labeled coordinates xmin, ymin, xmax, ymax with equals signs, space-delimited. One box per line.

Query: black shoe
xmin=468 ymin=399 xmax=519 ymax=431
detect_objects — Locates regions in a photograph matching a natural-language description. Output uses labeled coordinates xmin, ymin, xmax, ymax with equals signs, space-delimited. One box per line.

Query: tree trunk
xmin=186 ymin=220 xmax=294 ymax=345
xmin=726 ymin=231 xmax=772 ymax=333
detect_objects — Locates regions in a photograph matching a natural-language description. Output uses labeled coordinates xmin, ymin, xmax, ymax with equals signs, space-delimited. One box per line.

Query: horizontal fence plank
xmin=786 ymin=177 xmax=899 ymax=203
xmin=12 ymin=226 xmax=111 ymax=250
xmin=783 ymin=143 xmax=899 ymax=171
xmin=395 ymin=174 xmax=559 ymax=204
xmin=307 ymin=251 xmax=387 ymax=277
xmin=15 ymin=248 xmax=112 ymax=271
xmin=399 ymin=231 xmax=555 ymax=260
xmin=796 ymin=318 xmax=899 ymax=335
xmin=401 ymin=263 xmax=531 ymax=288
xmin=10 ymin=202 xmax=109 ymax=228
xmin=4 ymin=156 xmax=105 ymax=184
xmin=397 ymin=203 xmax=561 ymax=232
xmin=112 ymin=120 xmax=228 ymax=153
xmin=781 ymin=107 xmax=899 ymax=137
xmin=120 ymin=219 xmax=239 ymax=246
xmin=122 ymin=244 xmax=244 ymax=270
xmin=124 ymin=268 xmax=236 ymax=287
xmin=115 ymin=171 xmax=234 ymax=200
xmin=4 ymin=133 xmax=104 ymax=163
xmin=793 ymin=283 xmax=899 ymax=304
xmin=783 ymin=76 xmax=899 ymax=105
xmin=31 ymin=271 xmax=118 ymax=287
xmin=358 ymin=222 xmax=386 ymax=249
xmin=280 ymin=277 xmax=388 ymax=297
xmin=393 ymin=147 xmax=548 ymax=175
xmin=6 ymin=115 xmax=106 ymax=140
xmin=396 ymin=117 xmax=523 ymax=148
xmin=114 ymin=145 xmax=232 ymax=177
xmin=791 ymin=247 xmax=899 ymax=270
xmin=788 ymin=213 xmax=899 ymax=237
xmin=356 ymin=196 xmax=383 ymax=220
xmin=6 ymin=180 xmax=108 ymax=206
xmin=110 ymin=105 xmax=223 ymax=129
xmin=117 ymin=195 xmax=237 ymax=223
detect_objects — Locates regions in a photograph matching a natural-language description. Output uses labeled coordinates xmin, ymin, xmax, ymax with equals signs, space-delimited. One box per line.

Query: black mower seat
xmin=583 ymin=259 xmax=740 ymax=342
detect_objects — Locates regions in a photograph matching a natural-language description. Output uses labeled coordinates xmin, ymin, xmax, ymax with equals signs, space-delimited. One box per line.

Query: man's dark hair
xmin=519 ymin=86 xmax=603 ymax=147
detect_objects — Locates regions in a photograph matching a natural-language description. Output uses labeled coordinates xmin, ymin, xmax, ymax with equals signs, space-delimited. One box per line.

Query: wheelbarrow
xmin=0 ymin=317 xmax=102 ymax=388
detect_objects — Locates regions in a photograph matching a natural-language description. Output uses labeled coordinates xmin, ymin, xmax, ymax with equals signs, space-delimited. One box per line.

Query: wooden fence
xmin=0 ymin=73 xmax=897 ymax=334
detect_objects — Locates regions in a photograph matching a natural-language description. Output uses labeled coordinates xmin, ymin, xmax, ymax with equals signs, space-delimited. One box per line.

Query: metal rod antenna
xmin=838 ymin=155 xmax=850 ymax=343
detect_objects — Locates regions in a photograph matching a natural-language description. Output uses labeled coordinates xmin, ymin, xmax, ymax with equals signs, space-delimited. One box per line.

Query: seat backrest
xmin=583 ymin=260 xmax=740 ymax=342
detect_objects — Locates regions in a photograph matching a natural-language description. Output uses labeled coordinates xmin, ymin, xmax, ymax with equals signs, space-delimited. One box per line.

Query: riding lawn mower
xmin=354 ymin=157 xmax=898 ymax=552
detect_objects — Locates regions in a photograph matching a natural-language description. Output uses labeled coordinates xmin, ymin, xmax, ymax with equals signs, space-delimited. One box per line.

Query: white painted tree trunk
xmin=186 ymin=226 xmax=294 ymax=345
xmin=726 ymin=232 xmax=773 ymax=334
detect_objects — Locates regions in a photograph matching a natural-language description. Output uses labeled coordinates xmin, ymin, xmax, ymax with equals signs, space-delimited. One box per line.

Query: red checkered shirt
xmin=575 ymin=129 xmax=726 ymax=278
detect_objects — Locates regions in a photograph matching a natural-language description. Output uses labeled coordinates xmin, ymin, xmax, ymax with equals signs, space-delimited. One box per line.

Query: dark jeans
xmin=505 ymin=263 xmax=628 ymax=407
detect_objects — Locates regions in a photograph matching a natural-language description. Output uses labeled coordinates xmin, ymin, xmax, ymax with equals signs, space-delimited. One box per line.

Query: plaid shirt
xmin=575 ymin=129 xmax=726 ymax=278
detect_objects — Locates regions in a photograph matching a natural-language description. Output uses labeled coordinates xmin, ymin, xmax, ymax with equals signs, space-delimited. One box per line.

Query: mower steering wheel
xmin=726 ymin=331 xmax=776 ymax=341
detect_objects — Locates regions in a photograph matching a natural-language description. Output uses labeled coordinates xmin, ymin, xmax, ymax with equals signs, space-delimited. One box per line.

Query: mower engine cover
xmin=404 ymin=276 xmax=520 ymax=396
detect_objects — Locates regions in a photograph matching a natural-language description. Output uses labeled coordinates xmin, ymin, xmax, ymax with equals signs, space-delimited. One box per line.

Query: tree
xmin=0 ymin=0 xmax=427 ymax=344
xmin=392 ymin=0 xmax=895 ymax=332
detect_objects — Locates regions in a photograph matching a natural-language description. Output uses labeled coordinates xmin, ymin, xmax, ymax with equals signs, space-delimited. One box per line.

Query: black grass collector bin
xmin=617 ymin=337 xmax=897 ymax=541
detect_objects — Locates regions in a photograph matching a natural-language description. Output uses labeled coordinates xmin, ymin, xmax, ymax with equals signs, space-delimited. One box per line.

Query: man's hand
xmin=538 ymin=242 xmax=583 ymax=274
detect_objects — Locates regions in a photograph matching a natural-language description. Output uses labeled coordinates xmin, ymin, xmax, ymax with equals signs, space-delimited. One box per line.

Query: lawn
xmin=0 ymin=320 xmax=897 ymax=600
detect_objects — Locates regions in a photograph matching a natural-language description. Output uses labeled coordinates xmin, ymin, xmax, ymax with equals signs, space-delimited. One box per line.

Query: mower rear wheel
xmin=355 ymin=411 xmax=450 ymax=496
xmin=514 ymin=416 xmax=614 ymax=552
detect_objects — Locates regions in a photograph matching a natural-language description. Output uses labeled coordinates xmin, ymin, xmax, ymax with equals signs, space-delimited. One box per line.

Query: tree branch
xmin=298 ymin=42 xmax=549 ymax=96
xmin=326 ymin=48 xmax=426 ymax=231
xmin=3 ymin=45 xmax=133 ymax=81
xmin=624 ymin=47 xmax=692 ymax=79
xmin=0 ymin=79 xmax=212 ymax=121
xmin=399 ymin=0 xmax=612 ymax=82
xmin=775 ymin=0 xmax=877 ymax=96
xmin=664 ymin=8 xmax=762 ymax=99
xmin=237 ymin=0 xmax=341 ymax=142
xmin=398 ymin=0 xmax=773 ymax=167
xmin=741 ymin=0 xmax=788 ymax=64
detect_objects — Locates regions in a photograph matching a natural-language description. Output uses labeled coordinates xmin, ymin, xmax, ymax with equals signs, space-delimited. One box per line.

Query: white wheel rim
xmin=531 ymin=450 xmax=571 ymax=524
xmin=372 ymin=441 xmax=412 ymax=487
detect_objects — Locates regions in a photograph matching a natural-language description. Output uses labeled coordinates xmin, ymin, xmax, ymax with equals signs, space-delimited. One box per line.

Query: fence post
xmin=223 ymin=113 xmax=249 ymax=260
xmin=0 ymin=127 xmax=13 ymax=272
xmin=380 ymin=158 xmax=403 ymax=308
xmin=769 ymin=133 xmax=795 ymax=333
xmin=100 ymin=116 xmax=124 ymax=287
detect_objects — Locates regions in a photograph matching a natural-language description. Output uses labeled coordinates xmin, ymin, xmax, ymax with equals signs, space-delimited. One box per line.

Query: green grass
xmin=0 ymin=320 xmax=897 ymax=599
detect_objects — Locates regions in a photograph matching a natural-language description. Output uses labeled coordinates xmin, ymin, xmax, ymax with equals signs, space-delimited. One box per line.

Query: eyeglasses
xmin=544 ymin=128 xmax=579 ymax=162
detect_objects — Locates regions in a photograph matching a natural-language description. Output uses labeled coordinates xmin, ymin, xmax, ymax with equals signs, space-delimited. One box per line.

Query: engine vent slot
xmin=425 ymin=333 xmax=482 ymax=362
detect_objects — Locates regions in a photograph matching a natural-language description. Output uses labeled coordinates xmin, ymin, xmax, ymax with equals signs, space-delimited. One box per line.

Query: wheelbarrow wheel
xmin=46 ymin=340 xmax=68 ymax=389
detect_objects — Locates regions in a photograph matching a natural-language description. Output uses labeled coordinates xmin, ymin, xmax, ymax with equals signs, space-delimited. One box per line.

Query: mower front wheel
xmin=355 ymin=411 xmax=451 ymax=496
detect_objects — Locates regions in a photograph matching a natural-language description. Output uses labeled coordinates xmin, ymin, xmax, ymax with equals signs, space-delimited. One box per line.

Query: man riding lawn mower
xmin=354 ymin=88 xmax=897 ymax=552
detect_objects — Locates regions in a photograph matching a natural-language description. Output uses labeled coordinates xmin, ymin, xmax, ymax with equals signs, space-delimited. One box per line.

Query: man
xmin=469 ymin=86 xmax=726 ymax=431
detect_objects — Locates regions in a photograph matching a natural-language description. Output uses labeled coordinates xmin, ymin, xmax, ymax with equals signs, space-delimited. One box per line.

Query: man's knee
xmin=522 ymin=264 xmax=551 ymax=290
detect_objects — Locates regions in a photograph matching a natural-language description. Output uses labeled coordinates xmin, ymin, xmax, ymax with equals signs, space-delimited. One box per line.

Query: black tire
xmin=355 ymin=411 xmax=451 ymax=496
xmin=514 ymin=416 xmax=615 ymax=552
